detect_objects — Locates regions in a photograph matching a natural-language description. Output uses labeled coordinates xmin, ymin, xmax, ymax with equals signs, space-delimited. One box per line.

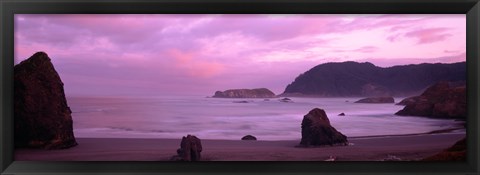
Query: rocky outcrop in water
xmin=213 ymin=88 xmax=275 ymax=98
xmin=172 ymin=135 xmax=203 ymax=161
xmin=354 ymin=96 xmax=395 ymax=103
xmin=299 ymin=108 xmax=348 ymax=147
xmin=14 ymin=52 xmax=77 ymax=149
xmin=279 ymin=97 xmax=293 ymax=103
xmin=241 ymin=135 xmax=257 ymax=140
xmin=395 ymin=81 xmax=466 ymax=119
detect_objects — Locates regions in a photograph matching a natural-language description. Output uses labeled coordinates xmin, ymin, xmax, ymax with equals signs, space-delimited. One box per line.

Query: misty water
xmin=69 ymin=96 xmax=465 ymax=141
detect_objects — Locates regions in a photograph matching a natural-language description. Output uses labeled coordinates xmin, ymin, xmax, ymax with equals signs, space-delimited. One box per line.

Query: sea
xmin=69 ymin=96 xmax=465 ymax=141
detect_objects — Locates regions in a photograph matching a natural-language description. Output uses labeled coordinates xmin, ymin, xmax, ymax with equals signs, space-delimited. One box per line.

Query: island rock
xmin=213 ymin=88 xmax=275 ymax=98
xmin=14 ymin=52 xmax=77 ymax=149
xmin=279 ymin=97 xmax=293 ymax=103
xmin=241 ymin=135 xmax=257 ymax=140
xmin=299 ymin=108 xmax=348 ymax=147
xmin=395 ymin=81 xmax=466 ymax=119
xmin=354 ymin=96 xmax=394 ymax=103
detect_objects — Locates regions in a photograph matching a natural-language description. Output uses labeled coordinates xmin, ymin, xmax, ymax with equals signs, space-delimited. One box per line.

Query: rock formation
xmin=14 ymin=52 xmax=77 ymax=149
xmin=279 ymin=97 xmax=293 ymax=103
xmin=241 ymin=135 xmax=257 ymax=140
xmin=213 ymin=88 xmax=275 ymax=98
xmin=172 ymin=135 xmax=203 ymax=161
xmin=395 ymin=81 xmax=466 ymax=119
xmin=232 ymin=100 xmax=250 ymax=103
xmin=354 ymin=96 xmax=395 ymax=103
xmin=282 ymin=61 xmax=466 ymax=97
xmin=422 ymin=137 xmax=466 ymax=161
xmin=299 ymin=108 xmax=348 ymax=147
xmin=338 ymin=113 xmax=345 ymax=116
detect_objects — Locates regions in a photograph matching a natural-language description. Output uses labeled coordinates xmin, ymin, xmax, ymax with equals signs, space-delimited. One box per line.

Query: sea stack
xmin=213 ymin=88 xmax=275 ymax=98
xmin=173 ymin=135 xmax=203 ymax=161
xmin=299 ymin=108 xmax=348 ymax=147
xmin=14 ymin=52 xmax=77 ymax=149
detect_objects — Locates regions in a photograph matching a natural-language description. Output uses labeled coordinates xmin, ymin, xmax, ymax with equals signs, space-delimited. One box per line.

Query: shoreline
xmin=347 ymin=126 xmax=465 ymax=139
xmin=15 ymin=132 xmax=465 ymax=161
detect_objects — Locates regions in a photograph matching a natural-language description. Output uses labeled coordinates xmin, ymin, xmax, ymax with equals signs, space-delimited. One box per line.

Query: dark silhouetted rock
xmin=422 ymin=137 xmax=466 ymax=161
xmin=279 ymin=97 xmax=293 ymax=103
xmin=213 ymin=88 xmax=275 ymax=98
xmin=174 ymin=135 xmax=203 ymax=161
xmin=14 ymin=52 xmax=77 ymax=149
xmin=354 ymin=96 xmax=395 ymax=103
xmin=241 ymin=135 xmax=257 ymax=140
xmin=299 ymin=108 xmax=348 ymax=147
xmin=395 ymin=82 xmax=466 ymax=119
xmin=282 ymin=61 xmax=466 ymax=97
xmin=233 ymin=100 xmax=250 ymax=103
xmin=338 ymin=113 xmax=345 ymax=116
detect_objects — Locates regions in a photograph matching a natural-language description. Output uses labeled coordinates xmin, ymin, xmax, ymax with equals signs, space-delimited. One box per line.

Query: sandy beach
xmin=15 ymin=132 xmax=465 ymax=161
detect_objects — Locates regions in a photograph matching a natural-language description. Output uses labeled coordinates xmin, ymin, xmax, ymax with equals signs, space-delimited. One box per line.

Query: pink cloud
xmin=353 ymin=46 xmax=378 ymax=53
xmin=167 ymin=49 xmax=225 ymax=78
xmin=14 ymin=14 xmax=466 ymax=96
xmin=332 ymin=46 xmax=379 ymax=53
xmin=404 ymin=28 xmax=452 ymax=44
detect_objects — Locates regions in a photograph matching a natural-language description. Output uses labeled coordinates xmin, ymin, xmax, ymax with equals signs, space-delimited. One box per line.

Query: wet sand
xmin=15 ymin=133 xmax=465 ymax=161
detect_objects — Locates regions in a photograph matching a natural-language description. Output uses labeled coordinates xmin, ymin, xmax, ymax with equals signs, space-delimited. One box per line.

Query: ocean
xmin=69 ymin=96 xmax=465 ymax=141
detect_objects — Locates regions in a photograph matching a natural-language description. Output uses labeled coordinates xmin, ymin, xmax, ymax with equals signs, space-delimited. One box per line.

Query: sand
xmin=15 ymin=133 xmax=465 ymax=161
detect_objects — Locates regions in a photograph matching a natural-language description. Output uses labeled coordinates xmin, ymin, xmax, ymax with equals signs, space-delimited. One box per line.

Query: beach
xmin=15 ymin=132 xmax=465 ymax=161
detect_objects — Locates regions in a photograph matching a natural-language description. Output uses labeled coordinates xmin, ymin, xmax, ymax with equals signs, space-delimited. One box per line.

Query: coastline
xmin=15 ymin=132 xmax=465 ymax=161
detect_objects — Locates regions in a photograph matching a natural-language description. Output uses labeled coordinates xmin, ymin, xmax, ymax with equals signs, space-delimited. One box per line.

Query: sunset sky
xmin=14 ymin=14 xmax=466 ymax=96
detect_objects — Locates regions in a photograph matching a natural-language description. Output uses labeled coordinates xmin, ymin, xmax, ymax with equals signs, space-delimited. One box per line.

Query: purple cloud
xmin=14 ymin=14 xmax=466 ymax=96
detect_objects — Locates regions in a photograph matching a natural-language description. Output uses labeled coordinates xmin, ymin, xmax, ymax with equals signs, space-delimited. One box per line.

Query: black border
xmin=1 ymin=0 xmax=479 ymax=174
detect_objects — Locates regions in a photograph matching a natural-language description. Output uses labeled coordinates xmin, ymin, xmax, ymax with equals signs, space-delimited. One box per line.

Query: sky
xmin=14 ymin=14 xmax=466 ymax=97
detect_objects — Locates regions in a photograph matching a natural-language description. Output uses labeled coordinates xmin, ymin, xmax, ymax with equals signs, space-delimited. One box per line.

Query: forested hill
xmin=281 ymin=61 xmax=466 ymax=97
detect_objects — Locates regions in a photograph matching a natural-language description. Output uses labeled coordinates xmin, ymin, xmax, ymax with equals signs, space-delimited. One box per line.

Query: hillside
xmin=282 ymin=61 xmax=466 ymax=97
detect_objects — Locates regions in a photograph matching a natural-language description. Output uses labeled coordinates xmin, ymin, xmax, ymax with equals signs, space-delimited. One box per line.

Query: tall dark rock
xmin=395 ymin=81 xmax=466 ymax=119
xmin=173 ymin=135 xmax=203 ymax=161
xmin=14 ymin=52 xmax=77 ymax=149
xmin=282 ymin=61 xmax=466 ymax=97
xmin=299 ymin=108 xmax=348 ymax=147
